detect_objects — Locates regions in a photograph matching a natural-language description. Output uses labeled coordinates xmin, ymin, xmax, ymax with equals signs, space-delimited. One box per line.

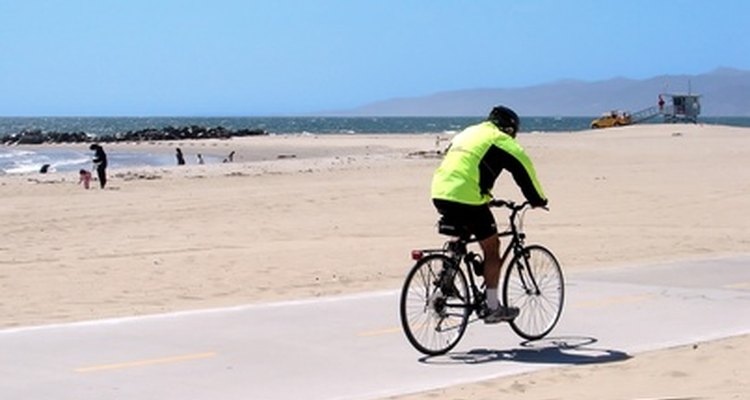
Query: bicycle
xmin=399 ymin=199 xmax=564 ymax=356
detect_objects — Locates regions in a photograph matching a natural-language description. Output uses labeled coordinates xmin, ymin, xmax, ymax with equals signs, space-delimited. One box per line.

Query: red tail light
xmin=411 ymin=250 xmax=424 ymax=260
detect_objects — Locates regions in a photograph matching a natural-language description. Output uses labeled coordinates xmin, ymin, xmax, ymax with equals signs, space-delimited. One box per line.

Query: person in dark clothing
xmin=89 ymin=144 xmax=108 ymax=189
xmin=176 ymin=148 xmax=186 ymax=165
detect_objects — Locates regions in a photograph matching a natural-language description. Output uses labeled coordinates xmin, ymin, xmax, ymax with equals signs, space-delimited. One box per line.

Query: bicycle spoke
xmin=503 ymin=246 xmax=564 ymax=340
xmin=400 ymin=254 xmax=472 ymax=355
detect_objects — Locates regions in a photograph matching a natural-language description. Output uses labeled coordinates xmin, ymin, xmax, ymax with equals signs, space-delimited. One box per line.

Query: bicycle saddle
xmin=437 ymin=216 xmax=471 ymax=239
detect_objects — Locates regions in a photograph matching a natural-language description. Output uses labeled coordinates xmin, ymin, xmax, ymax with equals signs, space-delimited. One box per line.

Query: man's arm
xmin=492 ymin=140 xmax=547 ymax=207
xmin=507 ymin=154 xmax=547 ymax=207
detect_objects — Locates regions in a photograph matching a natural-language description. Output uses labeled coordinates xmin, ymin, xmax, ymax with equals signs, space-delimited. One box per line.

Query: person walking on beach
xmin=176 ymin=147 xmax=186 ymax=165
xmin=89 ymin=144 xmax=108 ymax=189
xmin=431 ymin=105 xmax=548 ymax=324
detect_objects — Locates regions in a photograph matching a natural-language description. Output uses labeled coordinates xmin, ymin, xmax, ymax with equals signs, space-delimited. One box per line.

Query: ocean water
xmin=2 ymin=116 xmax=749 ymax=137
xmin=0 ymin=148 xmax=179 ymax=175
xmin=1 ymin=116 xmax=748 ymax=175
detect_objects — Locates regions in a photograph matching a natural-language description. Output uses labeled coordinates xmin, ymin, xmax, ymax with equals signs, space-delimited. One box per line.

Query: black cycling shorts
xmin=432 ymin=199 xmax=497 ymax=241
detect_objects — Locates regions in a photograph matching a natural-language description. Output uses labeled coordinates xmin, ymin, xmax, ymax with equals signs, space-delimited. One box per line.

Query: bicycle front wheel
xmin=399 ymin=254 xmax=471 ymax=355
xmin=503 ymin=245 xmax=564 ymax=340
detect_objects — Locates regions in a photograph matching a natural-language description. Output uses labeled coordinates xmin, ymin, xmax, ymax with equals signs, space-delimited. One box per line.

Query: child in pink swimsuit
xmin=79 ymin=169 xmax=92 ymax=189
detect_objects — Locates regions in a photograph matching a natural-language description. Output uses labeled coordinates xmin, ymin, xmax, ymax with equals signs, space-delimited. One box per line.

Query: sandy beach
xmin=1 ymin=124 xmax=749 ymax=398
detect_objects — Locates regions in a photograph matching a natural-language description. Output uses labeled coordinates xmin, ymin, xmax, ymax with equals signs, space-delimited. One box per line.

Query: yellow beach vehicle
xmin=590 ymin=111 xmax=632 ymax=129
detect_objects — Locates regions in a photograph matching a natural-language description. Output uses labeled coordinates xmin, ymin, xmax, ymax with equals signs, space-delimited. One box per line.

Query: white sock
xmin=486 ymin=288 xmax=499 ymax=309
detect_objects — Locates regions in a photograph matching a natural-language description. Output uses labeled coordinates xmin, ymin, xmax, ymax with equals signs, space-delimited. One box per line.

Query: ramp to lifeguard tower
xmin=629 ymin=106 xmax=662 ymax=124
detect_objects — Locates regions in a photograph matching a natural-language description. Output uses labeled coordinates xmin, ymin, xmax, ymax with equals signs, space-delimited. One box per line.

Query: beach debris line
xmin=113 ymin=171 xmax=163 ymax=181
xmin=1 ymin=125 xmax=268 ymax=145
xmin=407 ymin=149 xmax=443 ymax=159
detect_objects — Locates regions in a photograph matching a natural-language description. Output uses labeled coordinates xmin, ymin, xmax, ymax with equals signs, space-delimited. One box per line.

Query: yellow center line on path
xmin=358 ymin=319 xmax=466 ymax=337
xmin=358 ymin=326 xmax=403 ymax=337
xmin=725 ymin=281 xmax=750 ymax=289
xmin=572 ymin=293 xmax=655 ymax=309
xmin=74 ymin=352 xmax=217 ymax=373
xmin=360 ymin=294 xmax=657 ymax=337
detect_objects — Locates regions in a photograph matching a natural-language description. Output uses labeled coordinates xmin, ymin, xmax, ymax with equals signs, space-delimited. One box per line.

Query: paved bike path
xmin=2 ymin=255 xmax=750 ymax=400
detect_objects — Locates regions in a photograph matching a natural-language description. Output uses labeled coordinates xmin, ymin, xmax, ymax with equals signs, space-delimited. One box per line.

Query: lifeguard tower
xmin=659 ymin=93 xmax=701 ymax=123
xmin=626 ymin=92 xmax=701 ymax=125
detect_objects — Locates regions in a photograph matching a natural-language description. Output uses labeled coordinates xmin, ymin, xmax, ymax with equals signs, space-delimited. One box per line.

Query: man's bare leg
xmin=479 ymin=233 xmax=518 ymax=323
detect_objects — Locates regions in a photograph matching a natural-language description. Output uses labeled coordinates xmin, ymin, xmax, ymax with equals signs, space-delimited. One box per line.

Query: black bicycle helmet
xmin=488 ymin=105 xmax=520 ymax=135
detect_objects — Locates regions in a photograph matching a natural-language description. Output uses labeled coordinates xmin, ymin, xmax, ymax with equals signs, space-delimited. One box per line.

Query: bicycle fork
xmin=515 ymin=248 xmax=542 ymax=296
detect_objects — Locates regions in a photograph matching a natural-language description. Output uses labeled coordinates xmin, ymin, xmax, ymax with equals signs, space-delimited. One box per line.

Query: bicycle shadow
xmin=419 ymin=336 xmax=631 ymax=365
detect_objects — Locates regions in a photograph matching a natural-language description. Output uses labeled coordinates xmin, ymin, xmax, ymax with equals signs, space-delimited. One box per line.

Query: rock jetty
xmin=1 ymin=125 xmax=267 ymax=145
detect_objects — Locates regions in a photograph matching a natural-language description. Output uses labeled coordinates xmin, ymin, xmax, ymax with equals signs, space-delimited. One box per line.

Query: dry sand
xmin=1 ymin=124 xmax=749 ymax=398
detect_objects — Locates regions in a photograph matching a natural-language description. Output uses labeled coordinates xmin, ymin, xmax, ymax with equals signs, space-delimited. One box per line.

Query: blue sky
xmin=1 ymin=0 xmax=747 ymax=116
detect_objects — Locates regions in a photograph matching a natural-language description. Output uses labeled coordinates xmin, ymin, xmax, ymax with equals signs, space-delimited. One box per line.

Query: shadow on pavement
xmin=420 ymin=336 xmax=631 ymax=365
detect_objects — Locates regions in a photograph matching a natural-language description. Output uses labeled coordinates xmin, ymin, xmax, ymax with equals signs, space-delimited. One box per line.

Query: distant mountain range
xmin=331 ymin=67 xmax=750 ymax=117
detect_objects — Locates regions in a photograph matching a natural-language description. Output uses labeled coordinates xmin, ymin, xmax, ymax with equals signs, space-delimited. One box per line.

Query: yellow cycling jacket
xmin=431 ymin=121 xmax=547 ymax=206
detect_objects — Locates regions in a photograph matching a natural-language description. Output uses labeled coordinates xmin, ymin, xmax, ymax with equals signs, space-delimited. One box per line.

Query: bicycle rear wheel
xmin=399 ymin=254 xmax=471 ymax=355
xmin=502 ymin=245 xmax=564 ymax=340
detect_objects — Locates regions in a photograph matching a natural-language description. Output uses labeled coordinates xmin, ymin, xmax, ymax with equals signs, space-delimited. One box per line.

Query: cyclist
xmin=431 ymin=105 xmax=548 ymax=323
